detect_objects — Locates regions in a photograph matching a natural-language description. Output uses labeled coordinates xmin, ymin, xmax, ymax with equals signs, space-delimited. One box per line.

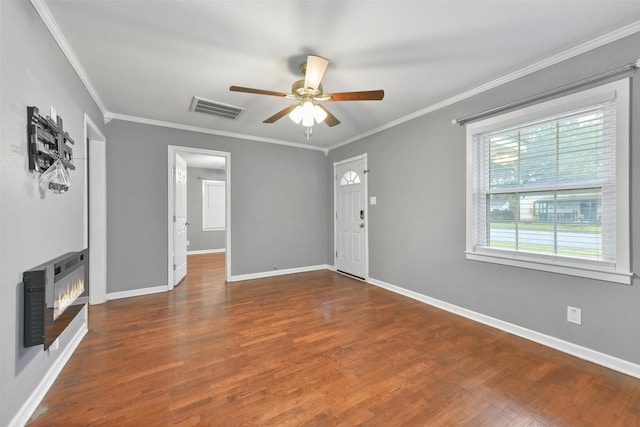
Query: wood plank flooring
xmin=28 ymin=253 xmax=640 ymax=426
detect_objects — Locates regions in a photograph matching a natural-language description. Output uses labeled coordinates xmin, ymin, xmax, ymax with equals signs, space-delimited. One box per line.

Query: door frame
xmin=173 ymin=153 xmax=188 ymax=286
xmin=83 ymin=113 xmax=107 ymax=304
xmin=333 ymin=153 xmax=369 ymax=280
xmin=167 ymin=145 xmax=231 ymax=289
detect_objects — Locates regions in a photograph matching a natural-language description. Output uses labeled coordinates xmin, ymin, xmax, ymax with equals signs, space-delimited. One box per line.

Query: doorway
xmin=167 ymin=146 xmax=231 ymax=289
xmin=334 ymin=154 xmax=368 ymax=280
xmin=84 ymin=114 xmax=107 ymax=304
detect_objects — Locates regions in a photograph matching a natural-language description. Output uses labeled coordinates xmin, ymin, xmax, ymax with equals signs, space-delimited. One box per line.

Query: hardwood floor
xmin=28 ymin=253 xmax=640 ymax=426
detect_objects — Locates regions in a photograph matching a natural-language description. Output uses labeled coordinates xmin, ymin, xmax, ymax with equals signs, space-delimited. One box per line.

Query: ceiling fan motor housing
xmin=292 ymin=79 xmax=323 ymax=97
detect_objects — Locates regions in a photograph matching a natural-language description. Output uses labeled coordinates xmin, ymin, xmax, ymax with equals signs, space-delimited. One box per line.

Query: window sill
xmin=202 ymin=227 xmax=225 ymax=232
xmin=465 ymin=249 xmax=632 ymax=285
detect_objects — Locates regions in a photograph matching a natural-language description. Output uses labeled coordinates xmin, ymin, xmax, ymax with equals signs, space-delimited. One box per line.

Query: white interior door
xmin=335 ymin=157 xmax=367 ymax=279
xmin=173 ymin=153 xmax=187 ymax=285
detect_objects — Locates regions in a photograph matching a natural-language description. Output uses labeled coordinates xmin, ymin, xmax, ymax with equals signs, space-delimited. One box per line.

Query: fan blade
xmin=325 ymin=90 xmax=385 ymax=101
xmin=304 ymin=55 xmax=329 ymax=92
xmin=263 ymin=104 xmax=298 ymax=123
xmin=316 ymin=104 xmax=340 ymax=127
xmin=230 ymin=86 xmax=288 ymax=97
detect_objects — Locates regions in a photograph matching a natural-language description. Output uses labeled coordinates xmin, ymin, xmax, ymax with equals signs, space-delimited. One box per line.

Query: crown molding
xmin=107 ymin=113 xmax=329 ymax=153
xmin=328 ymin=19 xmax=640 ymax=152
xmin=30 ymin=0 xmax=109 ymax=117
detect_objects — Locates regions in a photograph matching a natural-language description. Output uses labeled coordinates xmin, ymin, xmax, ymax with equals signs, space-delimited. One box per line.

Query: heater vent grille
xmin=190 ymin=97 xmax=245 ymax=120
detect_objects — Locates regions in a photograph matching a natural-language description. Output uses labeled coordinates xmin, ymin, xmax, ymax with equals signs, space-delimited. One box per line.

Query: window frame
xmin=465 ymin=79 xmax=631 ymax=285
xmin=201 ymin=179 xmax=226 ymax=231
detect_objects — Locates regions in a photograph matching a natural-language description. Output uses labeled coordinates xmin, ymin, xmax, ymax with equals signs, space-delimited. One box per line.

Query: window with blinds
xmin=202 ymin=180 xmax=225 ymax=231
xmin=465 ymin=79 xmax=631 ymax=284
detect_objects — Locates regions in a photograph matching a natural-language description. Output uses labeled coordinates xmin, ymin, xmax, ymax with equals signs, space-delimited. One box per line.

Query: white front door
xmin=173 ymin=153 xmax=188 ymax=285
xmin=335 ymin=156 xmax=367 ymax=279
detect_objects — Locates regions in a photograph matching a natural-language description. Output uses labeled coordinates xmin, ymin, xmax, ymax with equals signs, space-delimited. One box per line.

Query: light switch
xmin=370 ymin=196 xmax=377 ymax=205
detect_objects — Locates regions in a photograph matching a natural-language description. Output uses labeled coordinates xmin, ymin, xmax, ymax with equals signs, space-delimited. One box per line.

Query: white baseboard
xmin=187 ymin=248 xmax=225 ymax=255
xmin=367 ymin=276 xmax=640 ymax=379
xmin=10 ymin=306 xmax=89 ymax=427
xmin=229 ymin=264 xmax=331 ymax=282
xmin=107 ymin=285 xmax=167 ymax=300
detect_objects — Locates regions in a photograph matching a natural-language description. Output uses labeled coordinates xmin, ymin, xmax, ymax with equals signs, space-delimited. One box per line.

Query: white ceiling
xmin=41 ymin=1 xmax=640 ymax=150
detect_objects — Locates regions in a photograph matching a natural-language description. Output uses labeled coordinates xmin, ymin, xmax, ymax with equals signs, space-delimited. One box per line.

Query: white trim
xmin=228 ymin=264 xmax=330 ymax=282
xmin=110 ymin=113 xmax=328 ymax=153
xmin=9 ymin=307 xmax=89 ymax=427
xmin=83 ymin=114 xmax=108 ymax=305
xmin=332 ymin=154 xmax=367 ymax=167
xmin=168 ymin=146 xmax=231 ymax=287
xmin=107 ymin=285 xmax=167 ymax=301
xmin=29 ymin=0 xmax=108 ymax=117
xmin=333 ymin=154 xmax=369 ymax=281
xmin=366 ymin=277 xmax=640 ymax=379
xmin=187 ymin=248 xmax=225 ymax=255
xmin=327 ymin=19 xmax=640 ymax=152
xmin=466 ymin=251 xmax=632 ymax=285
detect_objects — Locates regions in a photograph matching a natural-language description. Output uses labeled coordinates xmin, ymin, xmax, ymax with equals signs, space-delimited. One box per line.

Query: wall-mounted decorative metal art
xmin=27 ymin=106 xmax=75 ymax=193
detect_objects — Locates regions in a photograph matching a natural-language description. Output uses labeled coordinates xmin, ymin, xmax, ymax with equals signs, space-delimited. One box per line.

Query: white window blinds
xmin=471 ymin=102 xmax=616 ymax=263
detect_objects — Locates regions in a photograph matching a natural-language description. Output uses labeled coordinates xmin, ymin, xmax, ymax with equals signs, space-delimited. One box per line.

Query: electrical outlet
xmin=567 ymin=306 xmax=582 ymax=325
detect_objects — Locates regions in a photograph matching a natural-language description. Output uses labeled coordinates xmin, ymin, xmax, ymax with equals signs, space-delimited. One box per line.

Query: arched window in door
xmin=340 ymin=170 xmax=361 ymax=186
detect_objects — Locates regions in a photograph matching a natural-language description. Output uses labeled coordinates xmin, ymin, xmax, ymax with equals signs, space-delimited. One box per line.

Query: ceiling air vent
xmin=189 ymin=96 xmax=245 ymax=120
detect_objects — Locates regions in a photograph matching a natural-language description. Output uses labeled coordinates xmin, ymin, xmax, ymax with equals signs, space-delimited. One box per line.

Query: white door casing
xmin=84 ymin=113 xmax=107 ymax=304
xmin=173 ymin=153 xmax=188 ymax=285
xmin=334 ymin=155 xmax=368 ymax=279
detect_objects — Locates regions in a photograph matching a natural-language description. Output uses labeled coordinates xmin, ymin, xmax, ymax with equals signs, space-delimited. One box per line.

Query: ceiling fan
xmin=229 ymin=55 xmax=384 ymax=133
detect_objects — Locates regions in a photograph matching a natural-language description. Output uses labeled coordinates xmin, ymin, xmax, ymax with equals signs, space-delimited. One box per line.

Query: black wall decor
xmin=27 ymin=106 xmax=75 ymax=172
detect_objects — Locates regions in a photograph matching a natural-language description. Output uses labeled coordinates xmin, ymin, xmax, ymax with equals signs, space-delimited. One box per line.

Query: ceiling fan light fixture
xmin=289 ymin=101 xmax=328 ymax=127
xmin=289 ymin=104 xmax=304 ymax=124
xmin=312 ymin=104 xmax=327 ymax=123
xmin=301 ymin=101 xmax=315 ymax=126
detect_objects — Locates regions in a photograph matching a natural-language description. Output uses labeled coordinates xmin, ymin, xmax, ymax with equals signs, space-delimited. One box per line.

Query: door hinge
xmin=335 ymin=212 xmax=338 ymax=219
xmin=173 ymin=215 xmax=176 ymax=222
xmin=173 ymin=263 xmax=177 ymax=271
xmin=336 ymin=250 xmax=338 ymax=258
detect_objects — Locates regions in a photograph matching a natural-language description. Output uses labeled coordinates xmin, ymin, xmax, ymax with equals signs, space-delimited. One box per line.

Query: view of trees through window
xmin=483 ymin=105 xmax=612 ymax=260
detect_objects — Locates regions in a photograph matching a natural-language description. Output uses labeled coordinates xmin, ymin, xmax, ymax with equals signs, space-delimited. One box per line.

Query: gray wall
xmin=328 ymin=32 xmax=640 ymax=365
xmin=0 ymin=2 xmax=106 ymax=425
xmin=106 ymin=120 xmax=328 ymax=292
xmin=186 ymin=166 xmax=226 ymax=252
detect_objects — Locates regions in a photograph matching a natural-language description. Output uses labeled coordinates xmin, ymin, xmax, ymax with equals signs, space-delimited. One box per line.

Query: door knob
xmin=359 ymin=223 xmax=365 ymax=228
